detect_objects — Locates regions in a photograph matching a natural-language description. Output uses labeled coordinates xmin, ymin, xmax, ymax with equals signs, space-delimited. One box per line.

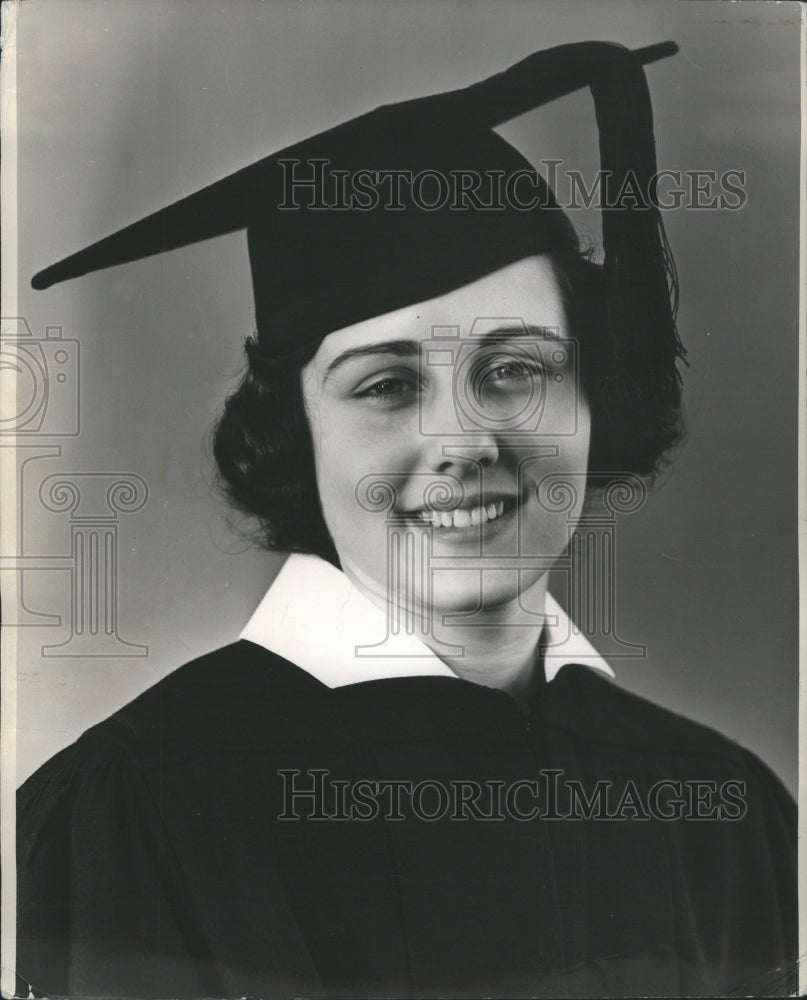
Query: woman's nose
xmin=420 ymin=384 xmax=499 ymax=474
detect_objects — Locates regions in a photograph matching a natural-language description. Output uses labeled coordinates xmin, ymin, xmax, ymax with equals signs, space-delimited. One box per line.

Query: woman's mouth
xmin=406 ymin=497 xmax=518 ymax=531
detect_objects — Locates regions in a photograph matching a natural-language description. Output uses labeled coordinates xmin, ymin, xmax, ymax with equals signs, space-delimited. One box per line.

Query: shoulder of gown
xmin=540 ymin=662 xmax=789 ymax=767
xmin=16 ymin=640 xmax=323 ymax=999
xmin=537 ymin=663 xmax=796 ymax=831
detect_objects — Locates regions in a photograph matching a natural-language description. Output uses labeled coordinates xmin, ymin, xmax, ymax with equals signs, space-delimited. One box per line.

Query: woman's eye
xmin=477 ymin=356 xmax=544 ymax=386
xmin=354 ymin=372 xmax=420 ymax=402
xmin=367 ymin=378 xmax=409 ymax=396
xmin=489 ymin=362 xmax=528 ymax=380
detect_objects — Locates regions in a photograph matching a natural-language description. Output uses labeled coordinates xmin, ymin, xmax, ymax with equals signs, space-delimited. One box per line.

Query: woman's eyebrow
xmin=323 ymin=339 xmax=419 ymax=381
xmin=482 ymin=324 xmax=560 ymax=340
xmin=322 ymin=326 xmax=559 ymax=381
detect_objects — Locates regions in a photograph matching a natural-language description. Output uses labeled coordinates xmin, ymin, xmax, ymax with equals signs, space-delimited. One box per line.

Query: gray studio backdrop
xmin=10 ymin=0 xmax=800 ymax=793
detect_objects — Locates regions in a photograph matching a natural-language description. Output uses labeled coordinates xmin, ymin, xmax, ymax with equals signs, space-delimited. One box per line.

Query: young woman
xmin=17 ymin=39 xmax=796 ymax=1000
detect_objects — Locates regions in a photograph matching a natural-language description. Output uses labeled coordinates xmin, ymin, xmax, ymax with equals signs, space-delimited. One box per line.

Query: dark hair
xmin=213 ymin=250 xmax=683 ymax=561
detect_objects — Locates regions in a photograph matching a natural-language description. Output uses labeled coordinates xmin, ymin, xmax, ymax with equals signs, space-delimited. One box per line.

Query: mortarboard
xmin=31 ymin=40 xmax=683 ymax=380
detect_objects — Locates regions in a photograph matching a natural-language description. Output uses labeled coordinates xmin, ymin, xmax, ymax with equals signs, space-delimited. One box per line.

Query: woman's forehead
xmin=311 ymin=255 xmax=566 ymax=364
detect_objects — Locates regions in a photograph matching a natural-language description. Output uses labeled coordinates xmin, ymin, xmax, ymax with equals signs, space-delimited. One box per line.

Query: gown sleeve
xmin=16 ymin=731 xmax=227 ymax=999
xmin=726 ymin=746 xmax=799 ymax=996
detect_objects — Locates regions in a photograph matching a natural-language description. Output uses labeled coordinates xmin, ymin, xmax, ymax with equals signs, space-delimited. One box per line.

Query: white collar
xmin=240 ymin=553 xmax=614 ymax=689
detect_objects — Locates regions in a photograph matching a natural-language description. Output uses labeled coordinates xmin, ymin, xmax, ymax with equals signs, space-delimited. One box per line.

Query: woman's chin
xmin=339 ymin=553 xmax=547 ymax=625
xmin=428 ymin=568 xmax=542 ymax=618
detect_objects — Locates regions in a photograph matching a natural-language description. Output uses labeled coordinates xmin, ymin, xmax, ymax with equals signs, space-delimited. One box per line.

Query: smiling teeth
xmin=418 ymin=500 xmax=505 ymax=528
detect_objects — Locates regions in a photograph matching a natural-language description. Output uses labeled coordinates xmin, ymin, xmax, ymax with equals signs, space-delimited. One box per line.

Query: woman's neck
xmin=430 ymin=574 xmax=548 ymax=710
xmin=342 ymin=563 xmax=548 ymax=709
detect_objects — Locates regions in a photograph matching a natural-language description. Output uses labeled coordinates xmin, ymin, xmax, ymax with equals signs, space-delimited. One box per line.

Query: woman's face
xmin=301 ymin=255 xmax=591 ymax=617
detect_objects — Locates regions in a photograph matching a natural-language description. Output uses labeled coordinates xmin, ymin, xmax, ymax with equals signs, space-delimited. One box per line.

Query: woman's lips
xmin=400 ymin=495 xmax=521 ymax=538
xmin=418 ymin=500 xmax=505 ymax=528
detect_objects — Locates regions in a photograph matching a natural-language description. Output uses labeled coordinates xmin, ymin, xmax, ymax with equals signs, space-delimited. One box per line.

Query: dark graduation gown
xmin=17 ymin=640 xmax=796 ymax=998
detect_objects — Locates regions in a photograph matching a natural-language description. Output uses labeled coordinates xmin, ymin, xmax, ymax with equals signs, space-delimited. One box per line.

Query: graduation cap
xmin=31 ymin=40 xmax=683 ymax=374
